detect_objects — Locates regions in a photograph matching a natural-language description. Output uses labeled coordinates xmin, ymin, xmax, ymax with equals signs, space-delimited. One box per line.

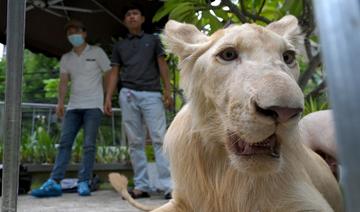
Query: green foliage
xmin=43 ymin=78 xmax=60 ymax=98
xmin=304 ymin=96 xmax=329 ymax=116
xmin=22 ymin=50 xmax=59 ymax=103
xmin=0 ymin=59 xmax=6 ymax=95
xmin=0 ymin=50 xmax=59 ymax=102
xmin=279 ymin=0 xmax=303 ymax=17
xmin=72 ymin=129 xmax=84 ymax=163
xmin=153 ymin=0 xmax=306 ymax=33
xmin=96 ymin=146 xmax=129 ymax=163
xmin=0 ymin=125 xmax=129 ymax=164
xmin=20 ymin=127 xmax=58 ymax=164
xmin=165 ymin=54 xmax=185 ymax=116
xmin=145 ymin=145 xmax=155 ymax=163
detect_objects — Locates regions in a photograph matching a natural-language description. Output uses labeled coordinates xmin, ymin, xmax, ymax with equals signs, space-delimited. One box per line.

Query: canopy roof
xmin=0 ymin=0 xmax=166 ymax=58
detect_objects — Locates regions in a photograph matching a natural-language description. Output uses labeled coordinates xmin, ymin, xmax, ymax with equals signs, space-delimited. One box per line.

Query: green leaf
xmin=213 ymin=8 xmax=229 ymax=20
xmin=153 ymin=0 xmax=180 ymax=22
xmin=280 ymin=0 xmax=303 ymax=17
xmin=169 ymin=3 xmax=196 ymax=21
xmin=202 ymin=11 xmax=223 ymax=32
xmin=260 ymin=7 xmax=283 ymax=20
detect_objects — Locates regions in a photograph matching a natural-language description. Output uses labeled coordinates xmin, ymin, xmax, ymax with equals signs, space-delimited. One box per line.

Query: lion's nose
xmin=256 ymin=105 xmax=303 ymax=123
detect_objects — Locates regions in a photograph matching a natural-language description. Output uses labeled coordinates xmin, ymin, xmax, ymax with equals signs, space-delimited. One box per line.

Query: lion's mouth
xmin=227 ymin=132 xmax=280 ymax=158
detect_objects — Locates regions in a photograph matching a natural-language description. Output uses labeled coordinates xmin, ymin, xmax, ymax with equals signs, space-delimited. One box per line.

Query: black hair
xmin=121 ymin=2 xmax=145 ymax=20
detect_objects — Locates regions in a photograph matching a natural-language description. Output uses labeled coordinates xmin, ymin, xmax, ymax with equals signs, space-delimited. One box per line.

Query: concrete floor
xmin=2 ymin=190 xmax=169 ymax=212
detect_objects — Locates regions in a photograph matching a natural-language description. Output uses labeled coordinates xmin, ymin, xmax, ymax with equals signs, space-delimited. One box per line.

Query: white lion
xmin=300 ymin=110 xmax=339 ymax=180
xmin=110 ymin=16 xmax=343 ymax=212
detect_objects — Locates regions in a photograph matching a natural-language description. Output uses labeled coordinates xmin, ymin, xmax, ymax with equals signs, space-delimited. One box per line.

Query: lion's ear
xmin=266 ymin=15 xmax=304 ymax=51
xmin=163 ymin=20 xmax=209 ymax=60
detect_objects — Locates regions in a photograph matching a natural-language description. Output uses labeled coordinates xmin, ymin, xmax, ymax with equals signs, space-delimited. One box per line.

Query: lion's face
xmin=165 ymin=16 xmax=304 ymax=175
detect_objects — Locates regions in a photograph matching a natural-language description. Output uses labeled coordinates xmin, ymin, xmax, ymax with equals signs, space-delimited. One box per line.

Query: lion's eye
xmin=283 ymin=50 xmax=296 ymax=65
xmin=218 ymin=48 xmax=238 ymax=61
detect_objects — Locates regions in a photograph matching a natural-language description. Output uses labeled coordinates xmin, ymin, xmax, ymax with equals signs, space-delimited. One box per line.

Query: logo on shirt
xmin=86 ymin=58 xmax=96 ymax=61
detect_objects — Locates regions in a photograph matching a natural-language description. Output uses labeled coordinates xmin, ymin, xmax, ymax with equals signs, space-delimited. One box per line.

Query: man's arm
xmin=56 ymin=73 xmax=69 ymax=118
xmin=157 ymin=56 xmax=173 ymax=109
xmin=104 ymin=66 xmax=119 ymax=116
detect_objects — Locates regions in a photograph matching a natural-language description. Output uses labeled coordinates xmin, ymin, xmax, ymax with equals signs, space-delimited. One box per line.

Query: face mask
xmin=67 ymin=34 xmax=84 ymax=47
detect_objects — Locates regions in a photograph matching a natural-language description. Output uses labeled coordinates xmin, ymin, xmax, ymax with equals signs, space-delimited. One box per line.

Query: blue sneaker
xmin=77 ymin=181 xmax=91 ymax=196
xmin=31 ymin=179 xmax=62 ymax=198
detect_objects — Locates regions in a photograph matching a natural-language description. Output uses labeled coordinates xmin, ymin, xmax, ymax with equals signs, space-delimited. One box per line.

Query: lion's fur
xmin=158 ymin=106 xmax=341 ymax=212
xmin=120 ymin=16 xmax=343 ymax=212
xmin=300 ymin=110 xmax=337 ymax=159
xmin=299 ymin=110 xmax=339 ymax=180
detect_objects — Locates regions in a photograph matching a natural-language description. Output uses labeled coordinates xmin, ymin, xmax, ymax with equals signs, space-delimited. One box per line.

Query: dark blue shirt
xmin=111 ymin=32 xmax=165 ymax=91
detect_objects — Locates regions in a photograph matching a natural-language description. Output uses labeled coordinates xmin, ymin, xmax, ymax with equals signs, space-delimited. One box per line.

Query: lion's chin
xmin=226 ymin=132 xmax=282 ymax=174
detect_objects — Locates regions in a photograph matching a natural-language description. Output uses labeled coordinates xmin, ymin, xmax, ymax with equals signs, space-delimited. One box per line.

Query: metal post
xmin=31 ymin=108 xmax=35 ymax=135
xmin=2 ymin=0 xmax=26 ymax=211
xmin=47 ymin=108 xmax=52 ymax=134
xmin=111 ymin=111 xmax=115 ymax=145
xmin=313 ymin=0 xmax=360 ymax=211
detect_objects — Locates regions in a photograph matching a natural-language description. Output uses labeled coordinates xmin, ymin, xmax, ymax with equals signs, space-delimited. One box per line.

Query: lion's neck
xmin=174 ymin=134 xmax=301 ymax=212
xmin=168 ymin=105 xmax=306 ymax=212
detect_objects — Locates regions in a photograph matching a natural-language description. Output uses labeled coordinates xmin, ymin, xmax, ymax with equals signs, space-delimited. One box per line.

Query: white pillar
xmin=1 ymin=0 xmax=26 ymax=211
xmin=313 ymin=0 xmax=360 ymax=211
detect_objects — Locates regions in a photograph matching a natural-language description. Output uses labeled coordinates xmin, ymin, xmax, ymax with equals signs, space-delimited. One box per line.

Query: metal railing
xmin=0 ymin=101 xmax=126 ymax=147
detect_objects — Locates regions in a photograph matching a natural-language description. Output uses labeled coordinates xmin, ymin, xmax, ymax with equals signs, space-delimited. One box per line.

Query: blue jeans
xmin=51 ymin=108 xmax=103 ymax=182
xmin=120 ymin=88 xmax=172 ymax=194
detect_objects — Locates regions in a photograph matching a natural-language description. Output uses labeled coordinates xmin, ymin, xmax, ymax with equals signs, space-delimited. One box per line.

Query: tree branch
xmin=257 ymin=0 xmax=266 ymax=16
xmin=305 ymin=80 xmax=326 ymax=101
xmin=239 ymin=0 xmax=271 ymax=24
xmin=221 ymin=0 xmax=248 ymax=23
xmin=299 ymin=0 xmax=316 ymax=59
xmin=205 ymin=0 xmax=270 ymax=25
xmin=299 ymin=53 xmax=322 ymax=89
xmin=304 ymin=37 xmax=313 ymax=59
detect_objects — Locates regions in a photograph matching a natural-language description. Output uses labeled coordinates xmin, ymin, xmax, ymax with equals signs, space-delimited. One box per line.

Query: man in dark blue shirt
xmin=104 ymin=4 xmax=172 ymax=200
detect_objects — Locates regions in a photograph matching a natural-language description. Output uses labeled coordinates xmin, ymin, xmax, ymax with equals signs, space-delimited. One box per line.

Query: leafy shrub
xmin=304 ymin=96 xmax=329 ymax=116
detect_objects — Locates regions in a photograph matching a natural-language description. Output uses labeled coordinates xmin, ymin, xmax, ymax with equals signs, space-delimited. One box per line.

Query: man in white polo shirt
xmin=31 ymin=20 xmax=111 ymax=197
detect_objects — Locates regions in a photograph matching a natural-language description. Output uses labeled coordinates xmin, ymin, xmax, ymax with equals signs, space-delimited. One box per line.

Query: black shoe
xmin=128 ymin=189 xmax=150 ymax=199
xmin=164 ymin=192 xmax=172 ymax=200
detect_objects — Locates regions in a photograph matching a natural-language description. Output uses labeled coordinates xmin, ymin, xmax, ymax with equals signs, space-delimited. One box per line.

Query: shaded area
xmin=0 ymin=0 xmax=166 ymax=58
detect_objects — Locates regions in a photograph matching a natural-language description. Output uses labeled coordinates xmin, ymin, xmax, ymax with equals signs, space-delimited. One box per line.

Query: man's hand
xmin=163 ymin=90 xmax=173 ymax=110
xmin=56 ymin=103 xmax=65 ymax=118
xmin=104 ymin=98 xmax=113 ymax=116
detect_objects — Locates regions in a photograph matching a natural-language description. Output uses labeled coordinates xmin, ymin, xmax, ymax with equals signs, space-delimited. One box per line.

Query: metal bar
xmin=59 ymin=1 xmax=70 ymax=20
xmin=2 ymin=0 xmax=26 ymax=211
xmin=31 ymin=108 xmax=35 ymax=135
xmin=48 ymin=5 xmax=102 ymax=13
xmin=46 ymin=0 xmax=65 ymax=6
xmin=25 ymin=5 xmax=34 ymax=12
xmin=26 ymin=0 xmax=64 ymax=12
xmin=0 ymin=104 xmax=3 ymax=139
xmin=47 ymin=108 xmax=52 ymax=134
xmin=111 ymin=111 xmax=115 ymax=145
xmin=42 ymin=8 xmax=66 ymax=18
xmin=121 ymin=116 xmax=127 ymax=147
xmin=313 ymin=0 xmax=360 ymax=211
xmin=0 ymin=102 xmax=121 ymax=111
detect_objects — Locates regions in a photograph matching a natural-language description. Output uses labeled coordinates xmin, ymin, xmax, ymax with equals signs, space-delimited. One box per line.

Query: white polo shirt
xmin=60 ymin=45 xmax=111 ymax=111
